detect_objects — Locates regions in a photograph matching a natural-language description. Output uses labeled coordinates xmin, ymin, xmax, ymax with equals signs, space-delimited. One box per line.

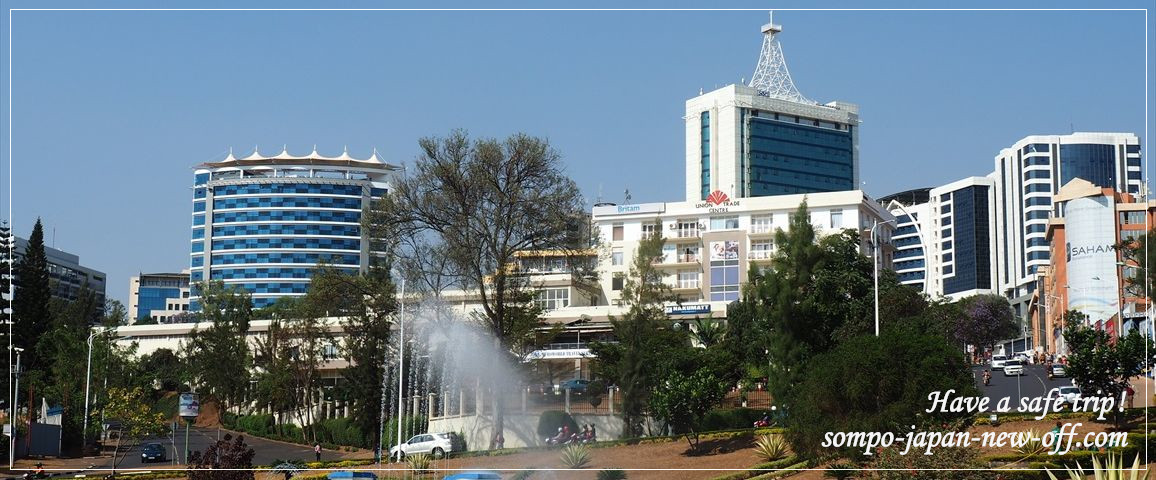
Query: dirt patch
xmin=195 ymin=399 xmax=222 ymax=428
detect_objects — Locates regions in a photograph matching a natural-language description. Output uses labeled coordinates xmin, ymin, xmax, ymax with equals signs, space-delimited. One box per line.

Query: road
xmin=971 ymin=364 xmax=1076 ymax=409
xmin=90 ymin=427 xmax=332 ymax=470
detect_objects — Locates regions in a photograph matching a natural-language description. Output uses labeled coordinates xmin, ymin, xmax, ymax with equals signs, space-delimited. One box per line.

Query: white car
xmin=390 ymin=432 xmax=457 ymax=460
xmin=991 ymin=355 xmax=1008 ymax=371
xmin=1013 ymin=352 xmax=1031 ymax=363
xmin=1054 ymin=386 xmax=1082 ymax=408
xmin=1003 ymin=359 xmax=1024 ymax=376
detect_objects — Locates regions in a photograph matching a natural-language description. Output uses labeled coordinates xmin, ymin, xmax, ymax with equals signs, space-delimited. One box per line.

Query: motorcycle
xmin=982 ymin=373 xmax=991 ymax=386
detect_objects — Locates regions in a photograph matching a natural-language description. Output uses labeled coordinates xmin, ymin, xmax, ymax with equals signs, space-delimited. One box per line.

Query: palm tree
xmin=689 ymin=318 xmax=726 ymax=348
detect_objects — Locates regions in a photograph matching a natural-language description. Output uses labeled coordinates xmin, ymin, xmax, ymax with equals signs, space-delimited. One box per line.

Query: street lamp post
xmin=869 ymin=219 xmax=897 ymax=337
xmin=83 ymin=331 xmax=131 ymax=451
xmin=395 ymin=278 xmax=406 ymax=463
xmin=1116 ymin=261 xmax=1127 ymax=338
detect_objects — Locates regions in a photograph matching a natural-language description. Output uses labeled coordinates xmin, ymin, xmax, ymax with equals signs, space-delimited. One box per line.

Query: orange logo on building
xmin=706 ymin=190 xmax=730 ymax=206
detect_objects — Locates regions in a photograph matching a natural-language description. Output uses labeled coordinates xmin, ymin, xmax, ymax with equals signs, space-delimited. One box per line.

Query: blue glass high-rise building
xmin=190 ymin=147 xmax=398 ymax=309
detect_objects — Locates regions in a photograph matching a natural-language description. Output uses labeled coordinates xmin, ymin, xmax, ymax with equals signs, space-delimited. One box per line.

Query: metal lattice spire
xmin=748 ymin=12 xmax=815 ymax=105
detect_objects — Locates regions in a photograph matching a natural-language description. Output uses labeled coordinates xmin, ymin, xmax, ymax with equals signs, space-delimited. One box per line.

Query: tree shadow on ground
xmin=682 ymin=435 xmax=755 ymax=457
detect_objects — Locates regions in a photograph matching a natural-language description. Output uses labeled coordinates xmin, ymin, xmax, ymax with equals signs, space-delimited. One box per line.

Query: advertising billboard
xmin=1064 ymin=196 xmax=1120 ymax=326
xmin=710 ymin=241 xmax=739 ymax=262
xmin=178 ymin=392 xmax=200 ymax=419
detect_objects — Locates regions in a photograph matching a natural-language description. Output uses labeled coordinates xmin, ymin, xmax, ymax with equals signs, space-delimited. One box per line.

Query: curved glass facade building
xmin=190 ymin=148 xmax=397 ymax=309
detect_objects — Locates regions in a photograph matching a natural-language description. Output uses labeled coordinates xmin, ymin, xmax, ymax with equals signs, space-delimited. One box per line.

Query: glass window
xmin=612 ymin=225 xmax=624 ymax=241
xmin=1120 ymin=211 xmax=1145 ymax=224
xmin=534 ymin=288 xmax=570 ymax=311
xmin=751 ymin=215 xmax=773 ymax=233
xmin=612 ymin=275 xmax=624 ymax=291
xmin=829 ymin=209 xmax=843 ymax=229
xmin=641 ymin=223 xmax=662 ymax=237
xmin=750 ymin=240 xmax=773 ymax=260
xmin=678 ymin=271 xmax=699 ymax=289
xmin=611 ymin=250 xmax=624 ymax=266
xmin=1121 ymin=230 xmax=1143 ymax=243
xmin=676 ymin=220 xmax=700 ymax=238
xmin=710 ymin=216 xmax=739 ymax=230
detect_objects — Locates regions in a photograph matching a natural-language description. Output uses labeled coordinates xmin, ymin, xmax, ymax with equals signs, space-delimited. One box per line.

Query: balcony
xmin=748 ymin=250 xmax=774 ymax=261
xmin=750 ymin=224 xmax=774 ymax=235
xmin=671 ymin=281 xmax=701 ymax=293
xmin=657 ymin=254 xmax=701 ymax=268
xmin=673 ymin=228 xmax=700 ymax=238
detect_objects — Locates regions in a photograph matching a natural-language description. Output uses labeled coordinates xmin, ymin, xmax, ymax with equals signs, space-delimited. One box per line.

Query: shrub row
xmin=698 ymin=408 xmax=768 ymax=432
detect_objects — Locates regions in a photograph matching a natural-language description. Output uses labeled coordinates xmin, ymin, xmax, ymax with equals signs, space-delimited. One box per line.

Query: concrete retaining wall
xmin=428 ymin=413 xmax=622 ymax=450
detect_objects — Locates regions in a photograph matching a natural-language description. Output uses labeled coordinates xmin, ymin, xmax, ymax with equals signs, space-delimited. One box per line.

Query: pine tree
xmin=13 ymin=218 xmax=53 ymax=371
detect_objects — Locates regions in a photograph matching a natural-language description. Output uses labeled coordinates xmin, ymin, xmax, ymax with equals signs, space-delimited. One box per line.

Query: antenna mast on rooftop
xmin=748 ymin=11 xmax=815 ymax=105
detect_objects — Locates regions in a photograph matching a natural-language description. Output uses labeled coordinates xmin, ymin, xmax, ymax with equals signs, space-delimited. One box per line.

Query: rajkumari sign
xmin=1064 ymin=196 xmax=1120 ymax=326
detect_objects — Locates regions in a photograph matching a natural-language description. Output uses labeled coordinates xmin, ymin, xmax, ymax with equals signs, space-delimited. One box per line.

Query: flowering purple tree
xmin=953 ymin=294 xmax=1018 ymax=353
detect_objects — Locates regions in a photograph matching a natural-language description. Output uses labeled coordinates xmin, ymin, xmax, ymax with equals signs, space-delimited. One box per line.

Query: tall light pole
xmin=392 ymin=278 xmax=406 ymax=462
xmin=1116 ymin=261 xmax=1127 ymax=338
xmin=869 ymin=219 xmax=896 ymax=337
xmin=83 ymin=331 xmax=130 ymax=451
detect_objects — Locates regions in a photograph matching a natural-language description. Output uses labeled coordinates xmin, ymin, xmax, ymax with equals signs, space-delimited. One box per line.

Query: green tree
xmin=739 ymin=202 xmax=856 ymax=404
xmin=953 ymin=294 xmax=1018 ymax=354
xmin=183 ymin=280 xmax=252 ymax=411
xmin=13 ymin=218 xmax=53 ymax=371
xmin=251 ymin=319 xmax=299 ymax=437
xmin=137 ymin=348 xmax=183 ymax=392
xmin=649 ymin=353 xmax=732 ymax=451
xmin=1062 ymin=313 xmax=1147 ymax=423
xmin=187 ymin=433 xmax=255 ymax=480
xmin=689 ymin=317 xmax=726 ymax=348
xmin=785 ymin=325 xmax=978 ymax=457
xmin=35 ymin=284 xmax=103 ymax=452
xmin=589 ymin=221 xmax=686 ymax=438
xmin=302 ymin=263 xmax=397 ymax=450
xmin=1117 ymin=227 xmax=1152 ymax=299
xmin=365 ymin=130 xmax=587 ymax=449
xmin=101 ymin=299 xmax=129 ymax=328
xmin=104 ymin=386 xmax=168 ymax=472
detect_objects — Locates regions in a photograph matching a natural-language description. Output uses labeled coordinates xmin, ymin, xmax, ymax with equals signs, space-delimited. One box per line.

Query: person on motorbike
xmin=547 ymin=427 xmax=565 ymax=445
xmin=982 ymin=369 xmax=991 ymax=386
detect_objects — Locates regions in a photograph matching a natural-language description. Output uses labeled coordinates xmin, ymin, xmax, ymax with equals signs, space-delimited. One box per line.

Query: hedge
xmin=699 ymin=408 xmax=767 ymax=432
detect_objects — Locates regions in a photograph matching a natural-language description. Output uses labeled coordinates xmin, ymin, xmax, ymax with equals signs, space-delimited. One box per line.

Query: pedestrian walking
xmin=1126 ymin=385 xmax=1135 ymax=409
xmin=314 ymin=443 xmax=322 ymax=462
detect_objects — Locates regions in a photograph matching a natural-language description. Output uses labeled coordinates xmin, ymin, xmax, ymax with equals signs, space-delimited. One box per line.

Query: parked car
xmin=991 ymin=355 xmax=1008 ymax=371
xmin=1013 ymin=352 xmax=1031 ymax=363
xmin=1003 ymin=359 xmax=1024 ymax=376
xmin=140 ymin=442 xmax=167 ymax=463
xmin=560 ymin=379 xmax=590 ymax=394
xmin=390 ymin=432 xmax=458 ymax=460
xmin=1049 ymin=364 xmax=1067 ymax=378
xmin=1056 ymin=385 xmax=1082 ymax=408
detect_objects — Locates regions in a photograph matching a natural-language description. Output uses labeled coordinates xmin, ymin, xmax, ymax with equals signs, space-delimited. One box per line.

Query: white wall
xmin=427 ymin=413 xmax=623 ymax=451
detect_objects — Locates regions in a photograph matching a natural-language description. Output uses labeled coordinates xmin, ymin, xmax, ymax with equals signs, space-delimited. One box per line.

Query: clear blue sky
xmin=1 ymin=4 xmax=1151 ymax=307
